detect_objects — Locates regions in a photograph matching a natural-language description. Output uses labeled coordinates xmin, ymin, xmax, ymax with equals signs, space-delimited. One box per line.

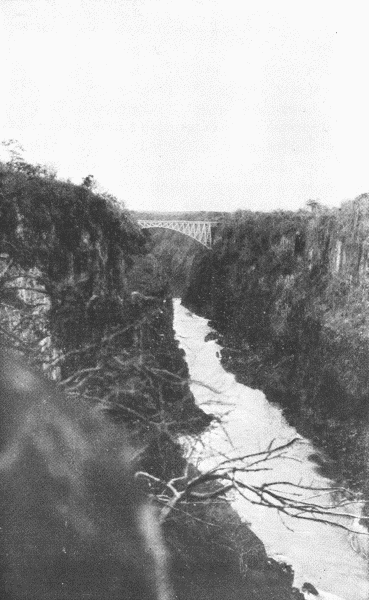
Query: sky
xmin=1 ymin=0 xmax=368 ymax=213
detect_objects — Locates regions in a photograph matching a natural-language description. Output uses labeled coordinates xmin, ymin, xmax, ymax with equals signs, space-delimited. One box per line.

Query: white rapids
xmin=173 ymin=299 xmax=369 ymax=600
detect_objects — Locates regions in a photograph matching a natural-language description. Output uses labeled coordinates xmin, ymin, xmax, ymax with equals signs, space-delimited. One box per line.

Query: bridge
xmin=137 ymin=220 xmax=217 ymax=248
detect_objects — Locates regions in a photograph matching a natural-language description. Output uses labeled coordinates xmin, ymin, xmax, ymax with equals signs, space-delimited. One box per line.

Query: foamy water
xmin=173 ymin=299 xmax=368 ymax=600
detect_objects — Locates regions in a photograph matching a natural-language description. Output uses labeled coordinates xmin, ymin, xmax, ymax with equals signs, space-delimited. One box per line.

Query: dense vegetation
xmin=184 ymin=200 xmax=369 ymax=500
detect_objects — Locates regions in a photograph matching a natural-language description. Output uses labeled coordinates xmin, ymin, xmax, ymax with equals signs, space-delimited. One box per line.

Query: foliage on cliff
xmin=0 ymin=156 xmax=145 ymax=287
xmin=184 ymin=199 xmax=369 ymax=492
xmin=0 ymin=154 xmax=208 ymax=437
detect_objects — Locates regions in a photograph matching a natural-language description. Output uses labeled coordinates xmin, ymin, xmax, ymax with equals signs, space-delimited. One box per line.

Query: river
xmin=173 ymin=299 xmax=368 ymax=600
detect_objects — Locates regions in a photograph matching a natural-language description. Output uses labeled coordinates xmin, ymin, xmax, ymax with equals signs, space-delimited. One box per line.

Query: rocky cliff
xmin=184 ymin=197 xmax=369 ymax=497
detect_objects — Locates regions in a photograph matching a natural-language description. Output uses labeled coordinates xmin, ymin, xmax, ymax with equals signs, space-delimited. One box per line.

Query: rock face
xmin=166 ymin=495 xmax=296 ymax=600
xmin=183 ymin=197 xmax=369 ymax=494
xmin=0 ymin=160 xmax=206 ymax=432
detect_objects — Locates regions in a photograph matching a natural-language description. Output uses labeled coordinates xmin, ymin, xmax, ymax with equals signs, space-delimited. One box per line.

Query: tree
xmin=82 ymin=174 xmax=95 ymax=189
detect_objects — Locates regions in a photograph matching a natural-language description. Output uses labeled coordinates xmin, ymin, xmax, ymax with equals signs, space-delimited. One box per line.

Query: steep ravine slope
xmin=183 ymin=199 xmax=369 ymax=501
xmin=0 ymin=161 xmax=299 ymax=599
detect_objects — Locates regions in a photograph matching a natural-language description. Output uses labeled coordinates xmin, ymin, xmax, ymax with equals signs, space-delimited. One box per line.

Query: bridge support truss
xmin=137 ymin=220 xmax=216 ymax=248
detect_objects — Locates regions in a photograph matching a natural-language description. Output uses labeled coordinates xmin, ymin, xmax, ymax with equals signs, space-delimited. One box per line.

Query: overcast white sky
xmin=1 ymin=1 xmax=368 ymax=212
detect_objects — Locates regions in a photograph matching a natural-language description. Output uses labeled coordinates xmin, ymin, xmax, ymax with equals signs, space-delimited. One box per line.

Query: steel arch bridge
xmin=137 ymin=220 xmax=217 ymax=248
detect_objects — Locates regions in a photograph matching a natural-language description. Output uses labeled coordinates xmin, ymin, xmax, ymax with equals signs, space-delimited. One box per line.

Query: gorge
xmin=1 ymin=153 xmax=369 ymax=598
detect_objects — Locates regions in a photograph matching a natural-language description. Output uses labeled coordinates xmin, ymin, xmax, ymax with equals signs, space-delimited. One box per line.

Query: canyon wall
xmin=184 ymin=197 xmax=369 ymax=494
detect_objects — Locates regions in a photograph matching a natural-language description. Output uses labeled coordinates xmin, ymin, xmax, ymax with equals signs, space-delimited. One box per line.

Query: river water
xmin=173 ymin=299 xmax=369 ymax=600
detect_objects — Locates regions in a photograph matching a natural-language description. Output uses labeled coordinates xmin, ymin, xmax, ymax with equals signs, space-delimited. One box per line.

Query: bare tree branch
xmin=145 ymin=436 xmax=369 ymax=535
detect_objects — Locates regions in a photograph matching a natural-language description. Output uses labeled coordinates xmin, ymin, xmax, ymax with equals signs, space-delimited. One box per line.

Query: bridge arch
xmin=137 ymin=220 xmax=217 ymax=248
